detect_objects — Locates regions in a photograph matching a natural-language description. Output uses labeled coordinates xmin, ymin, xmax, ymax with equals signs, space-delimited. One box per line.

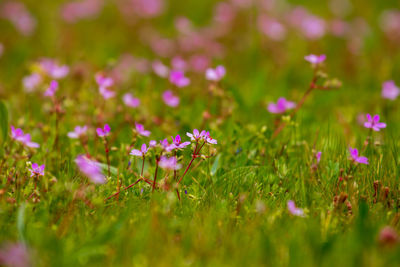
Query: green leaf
xmin=211 ymin=154 xmax=221 ymax=176
xmin=0 ymin=100 xmax=8 ymax=144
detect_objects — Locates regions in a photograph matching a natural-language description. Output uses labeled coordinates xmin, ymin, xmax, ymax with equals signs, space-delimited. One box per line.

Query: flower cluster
xmin=10 ymin=126 xmax=40 ymax=148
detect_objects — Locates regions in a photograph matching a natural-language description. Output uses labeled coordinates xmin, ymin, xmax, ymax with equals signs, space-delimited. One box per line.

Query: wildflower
xmin=258 ymin=15 xmax=287 ymax=41
xmin=123 ymin=93 xmax=140 ymax=108
xmin=267 ymin=97 xmax=296 ymax=114
xmin=22 ymin=73 xmax=42 ymax=92
xmin=171 ymin=135 xmax=191 ymax=149
xmin=67 ymin=125 xmax=88 ymax=139
xmin=96 ymin=124 xmax=111 ymax=137
xmin=152 ymin=60 xmax=169 ymax=77
xmin=96 ymin=73 xmax=115 ymax=99
xmin=382 ymin=80 xmax=400 ymax=100
xmin=349 ymin=147 xmax=368 ymax=165
xmin=159 ymin=156 xmax=181 ymax=170
xmin=149 ymin=140 xmax=157 ymax=147
xmin=287 ymin=200 xmax=305 ymax=217
xmin=10 ymin=126 xmax=39 ymax=148
xmin=135 ymin=123 xmax=151 ymax=137
xmin=205 ymin=65 xmax=226 ymax=81
xmin=99 ymin=87 xmax=115 ymax=99
xmin=61 ymin=0 xmax=104 ymax=23
xmin=75 ymin=155 xmax=106 ymax=184
xmin=364 ymin=114 xmax=386 ymax=131
xmin=29 ymin=163 xmax=45 ymax=177
xmin=162 ymin=90 xmax=180 ymax=107
xmin=160 ymin=138 xmax=172 ymax=151
xmin=43 ymin=80 xmax=58 ymax=97
xmin=304 ymin=54 xmax=326 ymax=64
xmin=39 ymin=58 xmax=69 ymax=79
xmin=171 ymin=56 xmax=187 ymax=71
xmin=130 ymin=144 xmax=148 ymax=157
xmin=316 ymin=151 xmax=322 ymax=163
xmin=204 ymin=131 xmax=218 ymax=144
xmin=379 ymin=226 xmax=398 ymax=246
xmin=186 ymin=129 xmax=206 ymax=141
xmin=0 ymin=2 xmax=36 ymax=36
xmin=169 ymin=70 xmax=190 ymax=88
xmin=0 ymin=242 xmax=31 ymax=267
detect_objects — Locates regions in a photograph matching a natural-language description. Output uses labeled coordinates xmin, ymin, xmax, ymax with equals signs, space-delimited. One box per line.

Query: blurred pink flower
xmin=349 ymin=147 xmax=368 ymax=165
xmin=22 ymin=73 xmax=42 ymax=92
xmin=159 ymin=156 xmax=181 ymax=170
xmin=130 ymin=143 xmax=148 ymax=157
xmin=267 ymin=97 xmax=296 ymax=114
xmin=304 ymin=54 xmax=326 ymax=64
xmin=0 ymin=242 xmax=30 ymax=267
xmin=135 ymin=123 xmax=151 ymax=137
xmin=171 ymin=56 xmax=187 ymax=71
xmin=96 ymin=124 xmax=111 ymax=137
xmin=0 ymin=1 xmax=36 ymax=36
xmin=364 ymin=114 xmax=386 ymax=131
xmin=379 ymin=226 xmax=399 ymax=246
xmin=287 ymin=200 xmax=305 ymax=217
xmin=75 ymin=155 xmax=106 ymax=183
xmin=40 ymin=58 xmax=69 ymax=79
xmin=118 ymin=0 xmax=165 ymax=18
xmin=300 ymin=15 xmax=326 ymax=40
xmin=152 ymin=60 xmax=169 ymax=78
xmin=189 ymin=55 xmax=210 ymax=73
xmin=29 ymin=163 xmax=45 ymax=177
xmin=43 ymin=80 xmax=58 ymax=97
xmin=61 ymin=0 xmax=104 ymax=23
xmin=258 ymin=15 xmax=287 ymax=41
xmin=205 ymin=65 xmax=226 ymax=81
xmin=162 ymin=90 xmax=180 ymax=107
xmin=10 ymin=126 xmax=39 ymax=148
xmin=123 ymin=93 xmax=140 ymax=108
xmin=316 ymin=151 xmax=322 ymax=163
xmin=382 ymin=80 xmax=400 ymax=100
xmin=67 ymin=126 xmax=88 ymax=139
xmin=169 ymin=70 xmax=190 ymax=88
xmin=380 ymin=10 xmax=400 ymax=42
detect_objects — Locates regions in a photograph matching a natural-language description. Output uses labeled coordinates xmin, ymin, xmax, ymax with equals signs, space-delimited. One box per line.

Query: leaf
xmin=17 ymin=203 xmax=26 ymax=242
xmin=211 ymin=154 xmax=221 ymax=176
xmin=0 ymin=100 xmax=8 ymax=144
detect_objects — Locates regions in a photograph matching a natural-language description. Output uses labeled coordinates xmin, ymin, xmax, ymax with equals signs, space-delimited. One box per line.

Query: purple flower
xmin=0 ymin=2 xmax=36 ymax=36
xmin=205 ymin=65 xmax=226 ymax=81
xmin=61 ymin=0 xmax=104 ymax=23
xmin=29 ymin=163 xmax=45 ymax=177
xmin=159 ymin=156 xmax=181 ymax=170
xmin=67 ymin=125 xmax=88 ymax=139
xmin=304 ymin=54 xmax=326 ymax=64
xmin=349 ymin=147 xmax=369 ymax=165
xmin=287 ymin=200 xmax=305 ymax=217
xmin=364 ymin=114 xmax=386 ymax=131
xmin=135 ymin=123 xmax=151 ymax=137
xmin=123 ymin=93 xmax=140 ymax=108
xmin=130 ymin=144 xmax=148 ymax=157
xmin=382 ymin=80 xmax=400 ymax=100
xmin=171 ymin=135 xmax=191 ymax=149
xmin=22 ymin=73 xmax=42 ymax=92
xmin=43 ymin=80 xmax=58 ymax=97
xmin=169 ymin=70 xmax=190 ymax=88
xmin=186 ymin=129 xmax=206 ymax=141
xmin=0 ymin=242 xmax=30 ymax=267
xmin=316 ymin=151 xmax=322 ymax=163
xmin=10 ymin=126 xmax=39 ymax=148
xmin=160 ymin=138 xmax=171 ymax=151
xmin=152 ymin=60 xmax=169 ymax=78
xmin=75 ymin=155 xmax=106 ymax=183
xmin=267 ymin=97 xmax=296 ymax=114
xmin=204 ymin=131 xmax=218 ymax=144
xmin=99 ymin=87 xmax=115 ymax=99
xmin=95 ymin=73 xmax=114 ymax=88
xmin=96 ymin=124 xmax=110 ymax=137
xmin=149 ymin=140 xmax=157 ymax=147
xmin=162 ymin=90 xmax=180 ymax=107
xmin=40 ymin=58 xmax=69 ymax=79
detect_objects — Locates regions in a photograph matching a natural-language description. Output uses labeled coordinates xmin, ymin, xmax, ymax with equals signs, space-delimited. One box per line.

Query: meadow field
xmin=0 ymin=0 xmax=400 ymax=266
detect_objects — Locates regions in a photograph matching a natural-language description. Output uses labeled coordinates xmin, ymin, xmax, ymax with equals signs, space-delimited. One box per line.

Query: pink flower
xmin=67 ymin=126 xmax=88 ymax=139
xmin=39 ymin=58 xmax=69 ymax=79
xmin=95 ymin=73 xmax=114 ymax=88
xmin=96 ymin=124 xmax=110 ymax=137
xmin=43 ymin=80 xmax=58 ymax=97
xmin=0 ymin=242 xmax=30 ymax=267
xmin=170 ymin=135 xmax=191 ymax=150
xmin=61 ymin=0 xmax=104 ymax=23
xmin=186 ymin=129 xmax=206 ymax=141
xmin=304 ymin=54 xmax=326 ymax=64
xmin=10 ymin=126 xmax=39 ymax=148
xmin=22 ymin=73 xmax=42 ymax=92
xmin=364 ymin=114 xmax=386 ymax=131
xmin=135 ymin=123 xmax=151 ymax=137
xmin=169 ymin=70 xmax=190 ymax=88
xmin=300 ymin=15 xmax=326 ymax=40
xmin=379 ymin=226 xmax=399 ymax=246
xmin=149 ymin=140 xmax=157 ymax=147
xmin=152 ymin=60 xmax=169 ymax=78
xmin=0 ymin=2 xmax=36 ymax=36
xmin=162 ymin=90 xmax=180 ymax=107
xmin=316 ymin=151 xmax=322 ymax=163
xmin=258 ymin=15 xmax=287 ymax=41
xmin=123 ymin=93 xmax=140 ymax=108
xmin=99 ymin=87 xmax=115 ymax=99
xmin=75 ymin=155 xmax=106 ymax=184
xmin=382 ymin=80 xmax=400 ymax=100
xmin=159 ymin=156 xmax=181 ymax=170
xmin=130 ymin=144 xmax=148 ymax=157
xmin=29 ymin=163 xmax=45 ymax=177
xmin=205 ymin=65 xmax=226 ymax=81
xmin=287 ymin=200 xmax=305 ymax=217
xmin=204 ymin=131 xmax=218 ymax=144
xmin=171 ymin=56 xmax=187 ymax=71
xmin=160 ymin=138 xmax=172 ymax=151
xmin=267 ymin=97 xmax=296 ymax=114
xmin=349 ymin=147 xmax=368 ymax=165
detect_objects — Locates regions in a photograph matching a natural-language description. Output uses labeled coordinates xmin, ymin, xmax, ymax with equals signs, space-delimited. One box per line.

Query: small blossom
xmin=204 ymin=131 xmax=218 ymax=144
xmin=22 ymin=73 xmax=42 ymax=92
xmin=29 ymin=163 xmax=45 ymax=177
xmin=304 ymin=54 xmax=326 ymax=64
xmin=130 ymin=143 xmax=148 ymax=157
xmin=95 ymin=73 xmax=114 ymax=88
xmin=169 ymin=70 xmax=190 ymax=88
xmin=10 ymin=126 xmax=40 ymax=148
xmin=349 ymin=147 xmax=369 ymax=165
xmin=267 ymin=97 xmax=296 ymax=114
xmin=43 ymin=80 xmax=58 ymax=97
xmin=171 ymin=135 xmax=191 ymax=149
xmin=186 ymin=129 xmax=206 ymax=141
xmin=287 ymin=200 xmax=305 ymax=217
xmin=75 ymin=155 xmax=106 ymax=184
xmin=135 ymin=123 xmax=151 ymax=137
xmin=96 ymin=124 xmax=111 ymax=137
xmin=40 ymin=58 xmax=69 ymax=79
xmin=379 ymin=226 xmax=399 ymax=246
xmin=382 ymin=80 xmax=400 ymax=100
xmin=159 ymin=156 xmax=181 ymax=170
xmin=149 ymin=140 xmax=157 ymax=147
xmin=152 ymin=60 xmax=169 ymax=77
xmin=0 ymin=242 xmax=31 ymax=267
xmin=67 ymin=125 xmax=88 ymax=139
xmin=316 ymin=151 xmax=322 ymax=163
xmin=162 ymin=90 xmax=180 ymax=107
xmin=160 ymin=138 xmax=171 ymax=151
xmin=364 ymin=114 xmax=386 ymax=131
xmin=123 ymin=93 xmax=140 ymax=108
xmin=205 ymin=65 xmax=226 ymax=81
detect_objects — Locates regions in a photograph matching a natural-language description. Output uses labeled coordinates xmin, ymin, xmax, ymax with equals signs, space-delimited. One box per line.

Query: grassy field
xmin=1 ymin=0 xmax=400 ymax=266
